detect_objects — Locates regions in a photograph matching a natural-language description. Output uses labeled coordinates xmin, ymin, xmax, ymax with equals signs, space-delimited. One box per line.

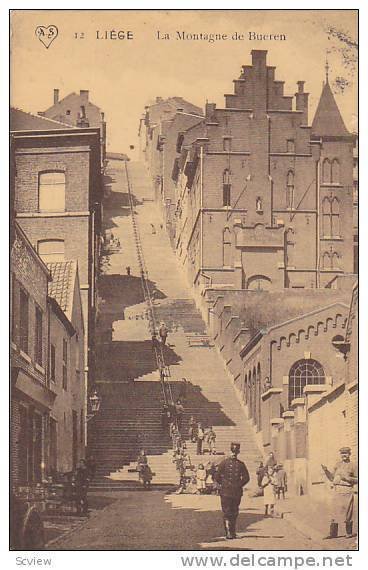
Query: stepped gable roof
xmin=311 ymin=81 xmax=350 ymax=137
xmin=10 ymin=107 xmax=73 ymax=131
xmin=47 ymin=260 xmax=77 ymax=322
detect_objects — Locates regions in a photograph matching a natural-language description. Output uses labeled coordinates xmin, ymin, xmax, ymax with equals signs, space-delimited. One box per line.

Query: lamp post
xmin=86 ymin=389 xmax=101 ymax=422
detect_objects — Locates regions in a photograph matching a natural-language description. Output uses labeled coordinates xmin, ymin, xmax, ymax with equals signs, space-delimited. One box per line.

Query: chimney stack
xmin=53 ymin=89 xmax=59 ymax=105
xmin=80 ymin=90 xmax=89 ymax=102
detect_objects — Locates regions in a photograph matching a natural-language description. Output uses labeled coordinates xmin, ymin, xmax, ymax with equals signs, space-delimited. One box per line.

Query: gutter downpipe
xmin=316 ymin=148 xmax=321 ymax=288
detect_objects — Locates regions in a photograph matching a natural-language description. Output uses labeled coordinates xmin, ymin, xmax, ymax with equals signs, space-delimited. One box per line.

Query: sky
xmin=10 ymin=10 xmax=357 ymax=156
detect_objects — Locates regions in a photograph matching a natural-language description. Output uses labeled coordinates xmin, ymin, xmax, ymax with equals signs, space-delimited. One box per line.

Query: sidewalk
xmin=275 ymin=495 xmax=358 ymax=550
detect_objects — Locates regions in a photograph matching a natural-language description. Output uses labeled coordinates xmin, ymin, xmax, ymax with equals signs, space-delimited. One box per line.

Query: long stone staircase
xmin=89 ymin=161 xmax=262 ymax=491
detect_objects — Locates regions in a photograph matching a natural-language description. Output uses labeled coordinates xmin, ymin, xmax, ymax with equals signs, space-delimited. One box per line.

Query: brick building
xmin=11 ymin=224 xmax=85 ymax=486
xmin=139 ymin=97 xmax=203 ymax=243
xmin=168 ymin=50 xmax=355 ymax=292
xmin=11 ymin=222 xmax=54 ymax=486
xmin=41 ymin=89 xmax=107 ymax=166
xmin=208 ymin=283 xmax=357 ymax=500
xmin=47 ymin=261 xmax=86 ymax=474
xmin=10 ymin=108 xmax=103 ymax=387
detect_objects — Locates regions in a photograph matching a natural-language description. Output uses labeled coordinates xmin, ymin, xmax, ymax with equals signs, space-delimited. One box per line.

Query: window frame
xmin=19 ymin=286 xmax=29 ymax=354
xmin=62 ymin=338 xmax=68 ymax=390
xmin=34 ymin=305 xmax=43 ymax=366
xmin=38 ymin=170 xmax=66 ymax=213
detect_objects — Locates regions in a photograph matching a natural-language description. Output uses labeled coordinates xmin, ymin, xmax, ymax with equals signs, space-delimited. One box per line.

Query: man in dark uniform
xmin=214 ymin=442 xmax=250 ymax=539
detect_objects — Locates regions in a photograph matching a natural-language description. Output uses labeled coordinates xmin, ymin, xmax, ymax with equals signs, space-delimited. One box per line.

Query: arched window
xmin=223 ymin=169 xmax=231 ymax=206
xmin=322 ymin=159 xmax=331 ymax=184
xmin=222 ymin=228 xmax=232 ymax=266
xmin=331 ymin=159 xmax=340 ymax=184
xmin=38 ymin=240 xmax=65 ymax=262
xmin=39 ymin=171 xmax=66 ymax=212
xmin=322 ymin=251 xmax=331 ymax=270
xmin=286 ymin=170 xmax=295 ymax=209
xmin=331 ymin=198 xmax=340 ymax=237
xmin=288 ymin=359 xmax=325 ymax=405
xmin=286 ymin=139 xmax=295 ymax=153
xmin=331 ymin=252 xmax=341 ymax=270
xmin=247 ymin=275 xmax=272 ymax=291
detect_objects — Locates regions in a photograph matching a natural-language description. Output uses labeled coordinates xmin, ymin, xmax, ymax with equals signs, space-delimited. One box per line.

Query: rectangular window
xmin=223 ymin=184 xmax=231 ymax=207
xmin=35 ymin=306 xmax=43 ymax=366
xmin=38 ymin=240 xmax=65 ymax=263
xmin=39 ymin=171 xmax=66 ymax=212
xmin=287 ymin=139 xmax=295 ymax=153
xmin=50 ymin=344 xmax=56 ymax=382
xmin=223 ymin=138 xmax=231 ymax=152
xmin=19 ymin=288 xmax=29 ymax=354
xmin=62 ymin=339 xmax=68 ymax=390
xmin=80 ymin=409 xmax=84 ymax=445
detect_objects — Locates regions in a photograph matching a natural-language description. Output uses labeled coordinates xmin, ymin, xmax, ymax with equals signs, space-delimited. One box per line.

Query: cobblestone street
xmin=52 ymin=491 xmax=325 ymax=550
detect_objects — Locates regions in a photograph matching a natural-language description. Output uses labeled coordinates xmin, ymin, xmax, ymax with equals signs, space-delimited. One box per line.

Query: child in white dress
xmin=261 ymin=466 xmax=277 ymax=516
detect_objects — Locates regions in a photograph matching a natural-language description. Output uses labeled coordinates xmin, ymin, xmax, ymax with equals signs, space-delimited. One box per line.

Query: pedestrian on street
xmin=188 ymin=415 xmax=197 ymax=442
xmin=196 ymin=464 xmax=207 ymax=494
xmin=137 ymin=449 xmax=148 ymax=477
xmin=261 ymin=466 xmax=277 ymax=517
xmin=256 ymin=462 xmax=265 ymax=489
xmin=140 ymin=463 xmax=153 ymax=490
xmin=150 ymin=223 xmax=156 ymax=234
xmin=214 ymin=442 xmax=250 ymax=539
xmin=322 ymin=447 xmax=358 ymax=539
xmin=175 ymin=399 xmax=184 ymax=430
xmin=161 ymin=404 xmax=171 ymax=431
xmin=274 ymin=464 xmax=287 ymax=500
xmin=152 ymin=333 xmax=160 ymax=352
xmin=126 ymin=266 xmax=131 ymax=276
xmin=206 ymin=426 xmax=217 ymax=455
xmin=178 ymin=377 xmax=188 ymax=404
xmin=86 ymin=455 xmax=97 ymax=481
xmin=74 ymin=459 xmax=90 ymax=516
xmin=196 ymin=423 xmax=205 ymax=455
xmin=159 ymin=322 xmax=169 ymax=345
xmin=265 ymin=451 xmax=277 ymax=468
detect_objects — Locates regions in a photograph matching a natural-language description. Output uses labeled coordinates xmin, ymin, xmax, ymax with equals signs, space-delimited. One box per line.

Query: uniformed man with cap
xmin=322 ymin=446 xmax=358 ymax=539
xmin=214 ymin=442 xmax=250 ymax=539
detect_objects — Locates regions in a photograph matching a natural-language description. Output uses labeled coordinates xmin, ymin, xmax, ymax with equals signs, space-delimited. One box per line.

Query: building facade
xmin=11 ymin=223 xmax=86 ymax=486
xmin=139 ymin=97 xmax=203 ymax=243
xmin=169 ymin=50 xmax=355 ymax=292
xmin=47 ymin=261 xmax=86 ymax=474
xmin=11 ymin=109 xmax=103 ymax=387
xmin=11 ymin=222 xmax=55 ymax=486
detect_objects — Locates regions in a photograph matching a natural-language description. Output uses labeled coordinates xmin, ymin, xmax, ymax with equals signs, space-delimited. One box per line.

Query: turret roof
xmin=311 ymin=81 xmax=350 ymax=137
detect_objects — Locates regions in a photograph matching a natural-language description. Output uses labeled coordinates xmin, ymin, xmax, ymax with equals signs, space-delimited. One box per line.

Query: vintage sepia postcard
xmin=9 ymin=7 xmax=359 ymax=559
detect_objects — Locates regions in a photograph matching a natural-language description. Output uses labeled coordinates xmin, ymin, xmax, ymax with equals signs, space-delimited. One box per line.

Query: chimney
xmin=80 ymin=90 xmax=89 ymax=102
xmin=205 ymin=102 xmax=216 ymax=119
xmin=295 ymin=81 xmax=309 ymax=124
xmin=53 ymin=89 xmax=59 ymax=105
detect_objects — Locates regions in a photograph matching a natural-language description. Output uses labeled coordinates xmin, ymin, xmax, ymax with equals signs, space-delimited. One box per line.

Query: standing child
xmin=274 ymin=464 xmax=288 ymax=500
xmin=261 ymin=466 xmax=277 ymax=516
xmin=196 ymin=464 xmax=207 ymax=494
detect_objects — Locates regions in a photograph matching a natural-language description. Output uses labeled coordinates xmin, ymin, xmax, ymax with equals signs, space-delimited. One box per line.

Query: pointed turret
xmin=312 ymin=80 xmax=350 ymax=137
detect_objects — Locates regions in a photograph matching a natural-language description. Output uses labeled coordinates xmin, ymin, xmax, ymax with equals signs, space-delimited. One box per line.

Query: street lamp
xmin=86 ymin=389 xmax=101 ymax=422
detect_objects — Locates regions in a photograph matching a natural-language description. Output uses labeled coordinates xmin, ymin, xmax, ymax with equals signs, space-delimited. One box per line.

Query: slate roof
xmin=10 ymin=107 xmax=73 ymax=131
xmin=311 ymin=81 xmax=350 ymax=137
xmin=47 ymin=261 xmax=77 ymax=321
